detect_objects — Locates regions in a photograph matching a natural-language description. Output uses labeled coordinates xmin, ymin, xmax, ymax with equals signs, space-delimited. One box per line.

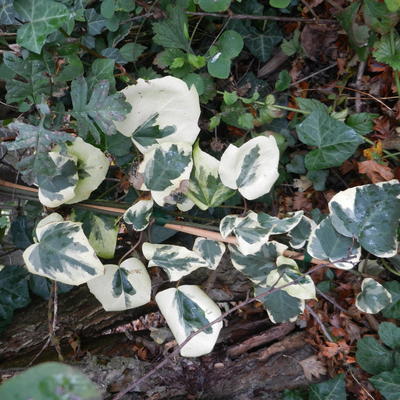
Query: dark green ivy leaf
xmin=370 ymin=368 xmax=400 ymax=400
xmin=70 ymin=76 xmax=131 ymax=142
xmin=309 ymin=374 xmax=346 ymax=400
xmin=0 ymin=0 xmax=16 ymax=24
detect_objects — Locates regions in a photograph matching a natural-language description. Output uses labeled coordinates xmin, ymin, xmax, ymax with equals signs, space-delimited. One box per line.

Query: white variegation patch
xmin=288 ymin=216 xmax=316 ymax=249
xmin=258 ymin=211 xmax=303 ymax=234
xmin=35 ymin=212 xmax=64 ymax=240
xmin=23 ymin=214 xmax=104 ymax=285
xmin=87 ymin=257 xmax=151 ymax=311
xmin=64 ymin=137 xmax=110 ymax=204
xmin=124 ymin=199 xmax=154 ymax=231
xmin=307 ymin=216 xmax=361 ymax=269
xmin=142 ymin=242 xmax=209 ymax=281
xmin=187 ymin=142 xmax=235 ymax=210
xmin=220 ymin=212 xmax=274 ymax=255
xmin=137 ymin=142 xmax=193 ymax=207
xmin=356 ymin=278 xmax=392 ymax=314
xmin=266 ymin=256 xmax=316 ymax=300
xmin=219 ymin=136 xmax=280 ymax=200
xmin=193 ymin=238 xmax=225 ymax=270
xmin=155 ymin=285 xmax=222 ymax=357
xmin=328 ymin=180 xmax=400 ymax=258
xmin=115 ymin=76 xmax=201 ymax=153
xmin=38 ymin=151 xmax=79 ymax=208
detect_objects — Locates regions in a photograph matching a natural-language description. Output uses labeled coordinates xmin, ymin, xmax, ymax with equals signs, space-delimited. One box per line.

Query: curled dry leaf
xmin=358 ymin=160 xmax=394 ymax=183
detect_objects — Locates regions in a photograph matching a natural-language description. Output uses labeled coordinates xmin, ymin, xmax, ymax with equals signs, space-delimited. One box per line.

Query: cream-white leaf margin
xmin=155 ymin=285 xmax=222 ymax=357
xmin=87 ymin=258 xmax=151 ymax=311
xmin=23 ymin=213 xmax=104 ymax=285
xmin=115 ymin=76 xmax=201 ymax=153
xmin=123 ymin=199 xmax=154 ymax=231
xmin=142 ymin=242 xmax=210 ymax=281
xmin=219 ymin=136 xmax=280 ymax=200
xmin=266 ymin=256 xmax=316 ymax=300
xmin=355 ymin=278 xmax=392 ymax=314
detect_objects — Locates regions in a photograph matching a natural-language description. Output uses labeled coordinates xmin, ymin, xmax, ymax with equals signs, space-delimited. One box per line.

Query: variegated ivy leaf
xmin=254 ymin=285 xmax=305 ymax=324
xmin=229 ymin=241 xmax=287 ymax=285
xmin=123 ymin=199 xmax=153 ymax=231
xmin=307 ymin=216 xmax=361 ymax=269
xmin=329 ymin=180 xmax=400 ymax=258
xmin=258 ymin=211 xmax=303 ymax=234
xmin=176 ymin=196 xmax=194 ymax=212
xmin=220 ymin=212 xmax=273 ymax=255
xmin=137 ymin=142 xmax=193 ymax=206
xmin=356 ymin=278 xmax=392 ymax=314
xmin=115 ymin=76 xmax=201 ymax=153
xmin=71 ymin=210 xmax=118 ymax=259
xmin=155 ymin=285 xmax=222 ymax=357
xmin=219 ymin=136 xmax=280 ymax=200
xmin=23 ymin=213 xmax=104 ymax=285
xmin=186 ymin=142 xmax=235 ymax=210
xmin=142 ymin=242 xmax=209 ymax=281
xmin=37 ymin=151 xmax=78 ymax=208
xmin=266 ymin=256 xmax=316 ymax=300
xmin=87 ymin=258 xmax=151 ymax=311
xmin=57 ymin=137 xmax=110 ymax=204
xmin=193 ymin=238 xmax=225 ymax=269
xmin=288 ymin=215 xmax=316 ymax=249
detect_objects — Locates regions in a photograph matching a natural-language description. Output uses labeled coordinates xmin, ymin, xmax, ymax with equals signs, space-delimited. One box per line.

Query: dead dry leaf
xmin=299 ymin=355 xmax=327 ymax=381
xmin=358 ymin=160 xmax=394 ymax=183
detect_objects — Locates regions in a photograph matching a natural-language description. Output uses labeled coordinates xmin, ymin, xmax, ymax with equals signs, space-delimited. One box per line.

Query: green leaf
xmin=120 ymin=42 xmax=146 ymax=62
xmin=199 ymin=0 xmax=231 ymax=12
xmin=87 ymin=258 xmax=151 ymax=311
xmin=379 ymin=322 xmax=400 ymax=350
xmin=364 ymin=0 xmax=396 ymax=35
xmin=223 ymin=91 xmax=238 ymax=105
xmin=0 ymin=362 xmax=101 ymax=400
xmin=281 ymin=30 xmax=301 ymax=56
xmin=187 ymin=141 xmax=235 ymax=210
xmin=6 ymin=121 xmax=74 ymax=180
xmin=255 ymin=285 xmax=305 ymax=323
xmin=329 ymin=181 xmax=400 ymax=258
xmin=337 ymin=2 xmax=369 ymax=60
xmin=143 ymin=143 xmax=192 ymax=191
xmin=356 ymin=278 xmax=392 ymax=314
xmin=152 ymin=5 xmax=190 ymax=51
xmin=123 ymin=199 xmax=153 ymax=231
xmin=0 ymin=266 xmax=30 ymax=331
xmin=383 ymin=281 xmax=400 ymax=318
xmin=193 ymin=238 xmax=225 ymax=270
xmin=374 ymin=32 xmax=400 ymax=71
xmin=307 ymin=216 xmax=361 ymax=270
xmin=385 ymin=0 xmax=400 ymax=12
xmin=85 ymin=8 xmax=107 ymax=35
xmin=71 ymin=76 xmax=131 ymax=142
xmin=270 ymin=0 xmax=291 ymax=8
xmin=14 ymin=0 xmax=70 ymax=53
xmin=229 ymin=242 xmax=285 ymax=285
xmin=142 ymin=242 xmax=210 ymax=281
xmin=296 ymin=110 xmax=363 ymax=170
xmin=288 ymin=215 xmax=316 ymax=249
xmin=296 ymin=97 xmax=328 ymax=113
xmin=23 ymin=213 xmax=104 ymax=285
xmin=0 ymin=0 xmax=16 ymax=24
xmin=101 ymin=0 xmax=115 ymax=18
xmin=356 ymin=336 xmax=394 ymax=374
xmin=370 ymin=368 xmax=400 ymax=400
xmin=10 ymin=215 xmax=33 ymax=249
xmin=71 ymin=210 xmax=118 ymax=259
xmin=29 ymin=276 xmax=72 ymax=300
xmin=275 ymin=70 xmax=291 ymax=91
xmin=218 ymin=30 xmax=244 ymax=58
xmin=258 ymin=211 xmax=303 ymax=235
xmin=309 ymin=374 xmax=346 ymax=400
xmin=183 ymin=73 xmax=205 ymax=95
xmin=346 ymin=112 xmax=378 ymax=135
xmin=87 ymin=58 xmax=116 ymax=93
xmin=219 ymin=136 xmax=280 ymax=200
xmin=155 ymin=285 xmax=222 ymax=357
xmin=207 ymin=51 xmax=232 ymax=79
xmin=3 ymin=52 xmax=51 ymax=105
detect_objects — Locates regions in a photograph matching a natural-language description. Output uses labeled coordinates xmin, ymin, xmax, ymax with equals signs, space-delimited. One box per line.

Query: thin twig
xmin=186 ymin=11 xmax=337 ymax=24
xmin=355 ymin=61 xmax=366 ymax=113
xmin=119 ymin=231 xmax=144 ymax=264
xmin=315 ymin=287 xmax=349 ymax=314
xmin=300 ymin=0 xmax=319 ymax=21
xmin=306 ymin=304 xmax=334 ymax=342
xmin=112 ymin=262 xmax=337 ymax=400
xmin=289 ymin=64 xmax=337 ymax=88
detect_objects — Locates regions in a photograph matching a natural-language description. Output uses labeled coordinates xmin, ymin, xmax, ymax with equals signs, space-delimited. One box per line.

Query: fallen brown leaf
xmin=299 ymin=355 xmax=327 ymax=381
xmin=358 ymin=160 xmax=394 ymax=183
